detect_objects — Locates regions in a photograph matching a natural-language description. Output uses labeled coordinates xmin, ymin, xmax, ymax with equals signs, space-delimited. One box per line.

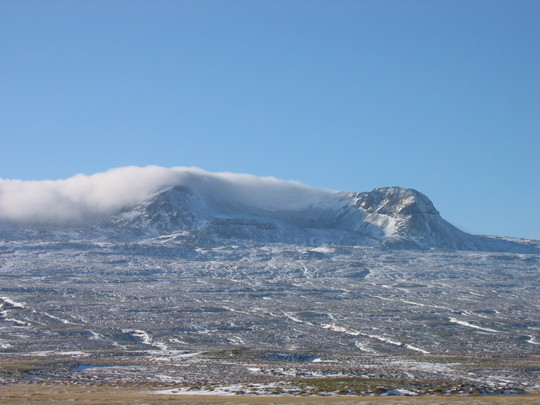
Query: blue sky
xmin=1 ymin=1 xmax=539 ymax=239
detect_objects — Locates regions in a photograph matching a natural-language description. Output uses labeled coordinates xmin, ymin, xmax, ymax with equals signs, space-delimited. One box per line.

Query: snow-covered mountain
xmin=0 ymin=167 xmax=537 ymax=253
xmin=108 ymin=183 xmax=536 ymax=252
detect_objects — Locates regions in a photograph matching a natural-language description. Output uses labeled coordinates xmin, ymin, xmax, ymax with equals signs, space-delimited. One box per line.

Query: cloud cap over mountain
xmin=0 ymin=166 xmax=332 ymax=224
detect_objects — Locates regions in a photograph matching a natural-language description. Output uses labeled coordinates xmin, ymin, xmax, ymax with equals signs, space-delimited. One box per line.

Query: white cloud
xmin=0 ymin=166 xmax=333 ymax=224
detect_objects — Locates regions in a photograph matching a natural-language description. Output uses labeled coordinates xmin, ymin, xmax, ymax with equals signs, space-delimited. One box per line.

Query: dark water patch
xmin=264 ymin=352 xmax=322 ymax=362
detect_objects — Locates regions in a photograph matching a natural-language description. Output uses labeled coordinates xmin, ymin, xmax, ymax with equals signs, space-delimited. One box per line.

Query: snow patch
xmin=449 ymin=317 xmax=502 ymax=333
xmin=526 ymin=336 xmax=540 ymax=345
xmin=322 ymin=323 xmax=429 ymax=354
xmin=0 ymin=297 xmax=26 ymax=308
xmin=309 ymin=246 xmax=335 ymax=254
xmin=122 ymin=329 xmax=169 ymax=351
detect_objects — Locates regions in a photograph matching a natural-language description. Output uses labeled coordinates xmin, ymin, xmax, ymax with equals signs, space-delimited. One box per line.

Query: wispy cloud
xmin=0 ymin=166 xmax=332 ymax=224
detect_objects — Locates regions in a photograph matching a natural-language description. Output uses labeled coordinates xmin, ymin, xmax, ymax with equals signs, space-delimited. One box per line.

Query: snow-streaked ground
xmin=0 ymin=238 xmax=538 ymax=392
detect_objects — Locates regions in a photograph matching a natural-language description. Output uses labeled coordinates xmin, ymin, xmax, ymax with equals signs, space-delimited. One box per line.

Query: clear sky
xmin=1 ymin=1 xmax=539 ymax=239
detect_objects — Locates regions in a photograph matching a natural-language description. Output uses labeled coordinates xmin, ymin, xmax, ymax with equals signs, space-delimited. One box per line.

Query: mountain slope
xmin=106 ymin=184 xmax=537 ymax=253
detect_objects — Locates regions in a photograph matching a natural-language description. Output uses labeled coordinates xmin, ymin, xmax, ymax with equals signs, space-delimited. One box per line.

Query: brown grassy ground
xmin=0 ymin=385 xmax=539 ymax=405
